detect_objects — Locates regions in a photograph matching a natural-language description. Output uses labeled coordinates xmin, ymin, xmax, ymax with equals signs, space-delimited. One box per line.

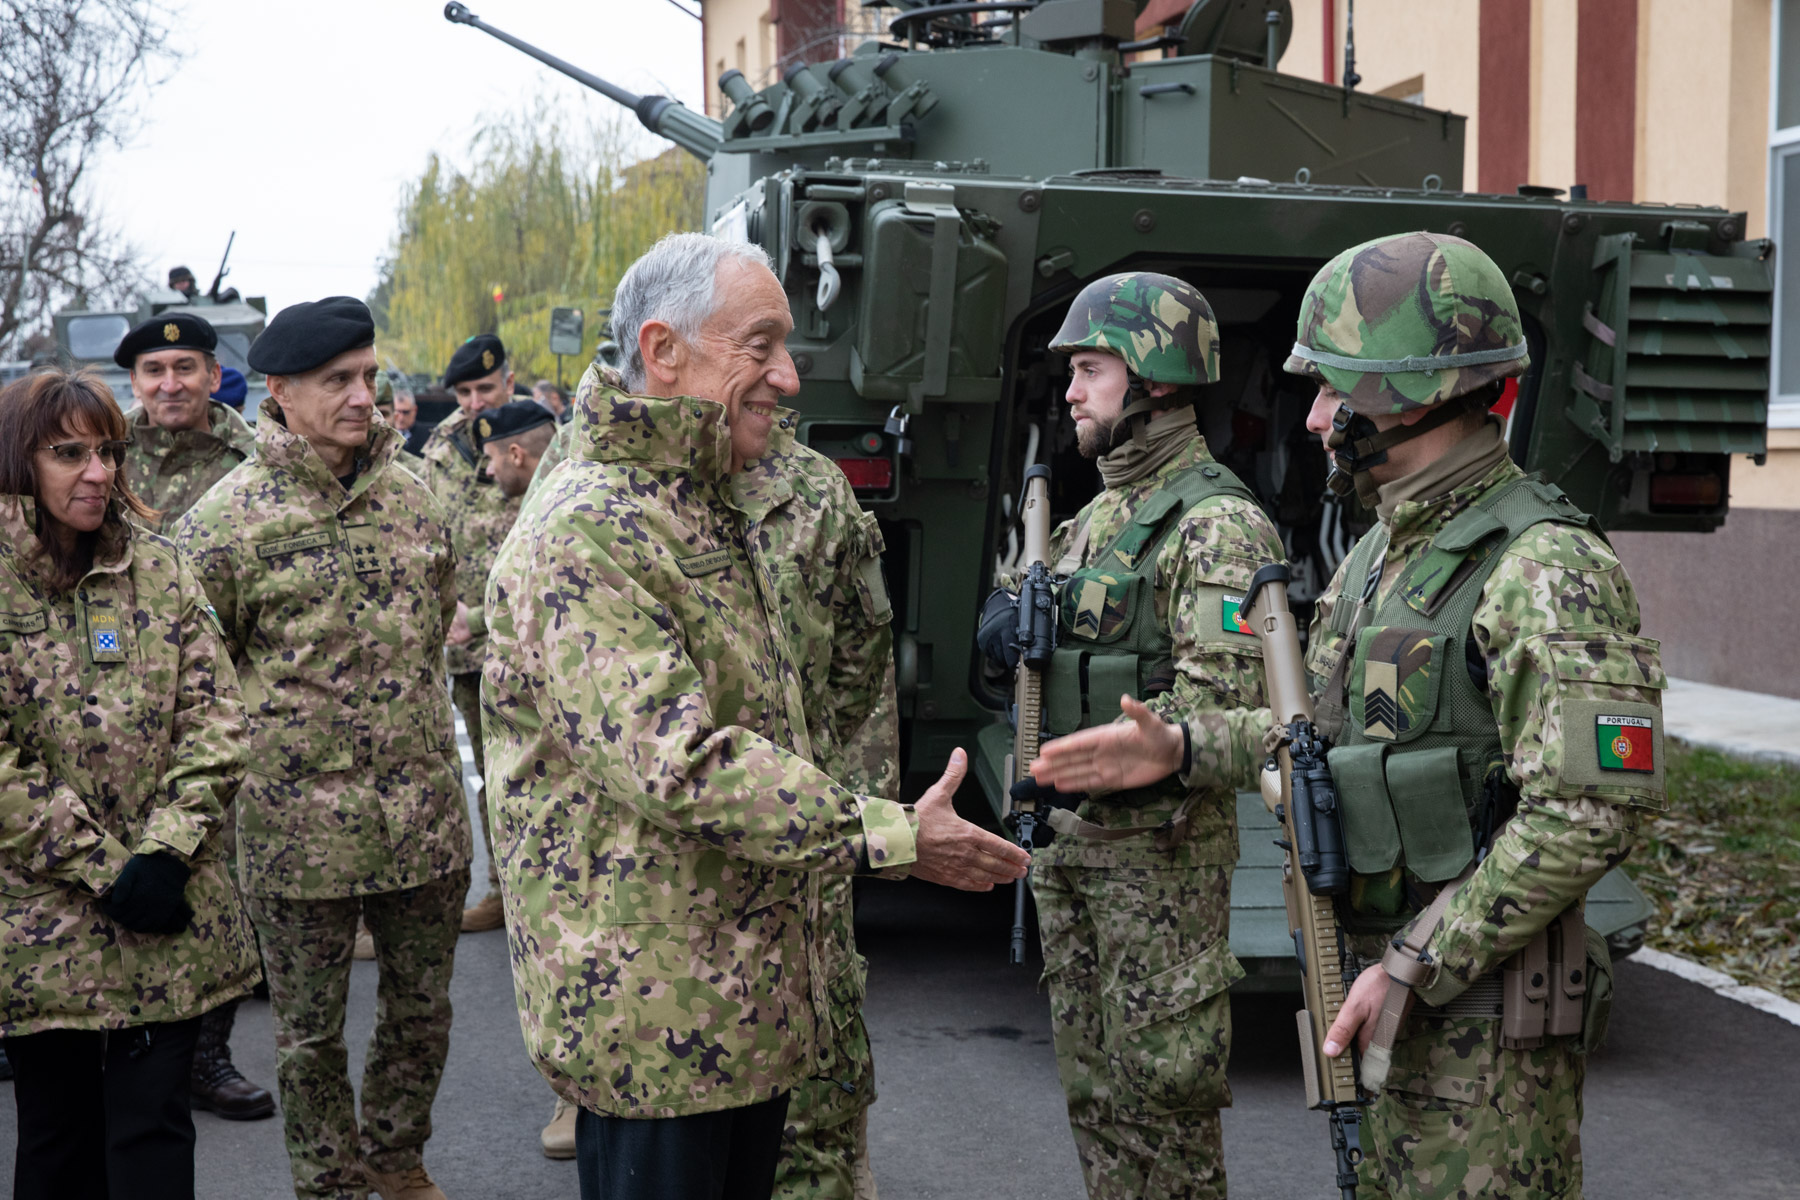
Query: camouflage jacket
xmin=736 ymin=414 xmax=899 ymax=1087
xmin=175 ymin=413 xmax=471 ymax=900
xmin=420 ymin=408 xmax=520 ymax=676
xmin=0 ymin=498 xmax=260 ymax=1034
xmin=1299 ymin=453 xmax=1662 ymax=1005
xmin=482 ymin=372 xmax=916 ymax=1117
xmin=1036 ymin=431 xmax=1284 ymax=869
xmin=122 ymin=400 xmax=257 ymax=534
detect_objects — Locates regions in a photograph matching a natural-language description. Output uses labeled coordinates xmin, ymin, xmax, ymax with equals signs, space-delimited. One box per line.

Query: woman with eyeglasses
xmin=0 ymin=369 xmax=261 ymax=1200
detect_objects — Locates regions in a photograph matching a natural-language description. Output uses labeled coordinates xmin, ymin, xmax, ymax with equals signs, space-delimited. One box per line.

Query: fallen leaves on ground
xmin=1622 ymin=741 xmax=1800 ymax=1002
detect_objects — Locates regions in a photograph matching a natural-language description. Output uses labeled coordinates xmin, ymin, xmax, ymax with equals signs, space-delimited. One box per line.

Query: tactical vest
xmin=1321 ymin=475 xmax=1600 ymax=930
xmin=1044 ymin=461 xmax=1260 ymax=814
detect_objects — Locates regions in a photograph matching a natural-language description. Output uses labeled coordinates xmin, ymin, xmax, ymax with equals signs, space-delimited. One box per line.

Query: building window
xmin=1770 ymin=0 xmax=1800 ymax=426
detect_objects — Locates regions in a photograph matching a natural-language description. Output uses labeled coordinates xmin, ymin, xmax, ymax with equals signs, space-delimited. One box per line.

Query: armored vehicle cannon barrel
xmin=442 ymin=3 xmax=722 ymax=160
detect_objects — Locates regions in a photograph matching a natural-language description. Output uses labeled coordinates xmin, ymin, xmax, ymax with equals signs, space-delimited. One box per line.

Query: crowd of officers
xmin=0 ymin=227 xmax=1664 ymax=1200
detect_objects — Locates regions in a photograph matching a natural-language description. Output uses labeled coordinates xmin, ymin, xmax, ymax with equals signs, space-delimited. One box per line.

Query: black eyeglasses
xmin=41 ymin=440 xmax=130 ymax=472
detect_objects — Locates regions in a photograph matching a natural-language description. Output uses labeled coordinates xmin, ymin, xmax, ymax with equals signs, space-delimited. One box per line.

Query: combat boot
xmin=540 ymin=1098 xmax=577 ymax=1160
xmin=190 ymin=999 xmax=276 ymax=1120
xmin=461 ymin=891 xmax=504 ymax=933
xmin=363 ymin=1163 xmax=448 ymax=1199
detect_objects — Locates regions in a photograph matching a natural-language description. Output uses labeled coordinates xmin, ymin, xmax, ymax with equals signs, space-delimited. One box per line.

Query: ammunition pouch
xmin=1499 ymin=905 xmax=1596 ymax=1050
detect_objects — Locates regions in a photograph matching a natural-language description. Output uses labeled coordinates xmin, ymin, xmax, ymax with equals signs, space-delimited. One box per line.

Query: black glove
xmin=1008 ymin=776 xmax=1083 ymax=813
xmin=100 ymin=852 xmax=194 ymax=936
xmin=976 ymin=588 xmax=1021 ymax=671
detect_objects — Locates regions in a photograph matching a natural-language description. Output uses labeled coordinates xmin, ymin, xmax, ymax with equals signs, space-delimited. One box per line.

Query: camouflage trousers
xmin=1360 ymin=1013 xmax=1585 ymax=1200
xmin=774 ymin=1004 xmax=878 ymax=1199
xmin=248 ymin=867 xmax=469 ymax=1200
xmin=1033 ymin=862 xmax=1240 ymax=1200
xmin=450 ymin=672 xmax=498 ymax=892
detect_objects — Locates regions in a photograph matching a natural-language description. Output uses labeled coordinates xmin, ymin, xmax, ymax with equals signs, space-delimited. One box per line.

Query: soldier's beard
xmin=1076 ymin=413 xmax=1122 ymax=458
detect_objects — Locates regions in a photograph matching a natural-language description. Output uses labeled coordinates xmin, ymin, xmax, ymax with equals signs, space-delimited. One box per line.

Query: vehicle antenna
xmin=1342 ymin=0 xmax=1361 ymax=92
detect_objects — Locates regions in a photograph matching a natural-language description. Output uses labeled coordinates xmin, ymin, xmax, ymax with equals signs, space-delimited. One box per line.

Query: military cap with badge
xmin=472 ymin=400 xmax=556 ymax=451
xmin=113 ymin=309 xmax=218 ymax=369
xmin=443 ymin=333 xmax=507 ymax=387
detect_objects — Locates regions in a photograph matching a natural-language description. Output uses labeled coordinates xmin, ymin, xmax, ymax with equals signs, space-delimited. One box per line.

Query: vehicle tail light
xmin=1649 ymin=472 xmax=1723 ymax=508
xmin=834 ymin=457 xmax=893 ymax=491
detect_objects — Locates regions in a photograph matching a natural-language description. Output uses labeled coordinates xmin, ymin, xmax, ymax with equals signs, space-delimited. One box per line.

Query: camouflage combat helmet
xmin=376 ymin=371 xmax=393 ymax=411
xmin=1050 ymin=272 xmax=1221 ymax=386
xmin=1283 ymin=231 xmax=1529 ymax=415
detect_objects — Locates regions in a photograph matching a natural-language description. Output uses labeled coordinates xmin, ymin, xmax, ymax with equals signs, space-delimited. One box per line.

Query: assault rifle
xmin=207 ymin=231 xmax=238 ymax=304
xmin=1002 ymin=464 xmax=1055 ymax=965
xmin=1241 ymin=564 xmax=1368 ymax=1200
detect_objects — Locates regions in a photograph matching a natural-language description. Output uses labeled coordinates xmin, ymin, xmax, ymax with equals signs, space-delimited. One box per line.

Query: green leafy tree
xmin=373 ymin=102 xmax=705 ymax=384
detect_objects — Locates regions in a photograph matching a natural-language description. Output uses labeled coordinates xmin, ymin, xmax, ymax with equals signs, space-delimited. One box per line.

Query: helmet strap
xmin=1325 ymin=393 xmax=1488 ymax=506
xmin=1117 ymin=372 xmax=1158 ymax=449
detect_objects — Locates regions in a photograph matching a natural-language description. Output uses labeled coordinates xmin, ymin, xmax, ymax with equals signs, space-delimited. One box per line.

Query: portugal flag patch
xmin=1597 ymin=715 xmax=1654 ymax=772
xmin=1221 ymin=594 xmax=1253 ymax=635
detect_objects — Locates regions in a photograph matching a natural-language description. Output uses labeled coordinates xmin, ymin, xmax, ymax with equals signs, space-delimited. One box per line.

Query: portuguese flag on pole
xmin=1597 ymin=715 xmax=1655 ymax=773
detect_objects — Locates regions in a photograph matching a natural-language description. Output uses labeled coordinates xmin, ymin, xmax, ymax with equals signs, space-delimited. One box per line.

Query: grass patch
xmin=1621 ymin=741 xmax=1800 ymax=1002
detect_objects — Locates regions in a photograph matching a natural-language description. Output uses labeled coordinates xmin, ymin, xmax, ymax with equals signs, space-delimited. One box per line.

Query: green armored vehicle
xmin=54 ymin=245 xmax=272 ymax=418
xmin=450 ymin=0 xmax=1770 ymax=974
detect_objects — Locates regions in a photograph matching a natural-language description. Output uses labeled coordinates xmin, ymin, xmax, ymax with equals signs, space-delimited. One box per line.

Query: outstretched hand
xmin=910 ymin=749 xmax=1031 ymax=892
xmin=1029 ymin=695 xmax=1184 ymax=794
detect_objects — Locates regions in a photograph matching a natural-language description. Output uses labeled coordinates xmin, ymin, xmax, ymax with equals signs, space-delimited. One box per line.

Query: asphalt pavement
xmin=5 ymin=787 xmax=1797 ymax=1197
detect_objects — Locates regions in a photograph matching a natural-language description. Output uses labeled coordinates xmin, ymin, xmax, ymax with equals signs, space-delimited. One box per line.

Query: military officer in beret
xmin=420 ymin=333 xmax=519 ymax=936
xmin=176 ymin=296 xmax=471 ymax=1200
xmin=112 ymin=309 xmax=272 ymax=1121
xmin=472 ymin=401 xmax=556 ymax=503
xmin=116 ymin=312 xmax=257 ymax=536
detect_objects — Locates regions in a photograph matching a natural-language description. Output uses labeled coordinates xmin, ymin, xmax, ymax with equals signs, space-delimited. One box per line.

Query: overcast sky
xmin=91 ymin=0 xmax=706 ymax=317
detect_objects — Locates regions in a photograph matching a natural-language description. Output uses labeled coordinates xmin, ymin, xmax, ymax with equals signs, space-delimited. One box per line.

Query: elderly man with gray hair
xmin=482 ymin=232 xmax=1029 ymax=1200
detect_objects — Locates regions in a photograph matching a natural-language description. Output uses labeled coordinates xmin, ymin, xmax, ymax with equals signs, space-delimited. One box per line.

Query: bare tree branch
xmin=0 ymin=0 xmax=174 ymax=358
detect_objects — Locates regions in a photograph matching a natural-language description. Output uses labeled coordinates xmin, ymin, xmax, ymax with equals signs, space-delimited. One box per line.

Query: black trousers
xmin=5 ymin=1017 xmax=202 ymax=1200
xmin=576 ymin=1092 xmax=791 ymax=1200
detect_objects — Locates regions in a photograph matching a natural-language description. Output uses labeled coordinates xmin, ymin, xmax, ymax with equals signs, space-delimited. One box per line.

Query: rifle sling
xmin=1360 ymin=864 xmax=1472 ymax=1091
xmin=1045 ymin=799 xmax=1192 ymax=848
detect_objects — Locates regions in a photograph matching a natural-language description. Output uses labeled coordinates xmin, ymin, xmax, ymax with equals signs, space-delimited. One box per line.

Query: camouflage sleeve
xmin=134 ymin=554 xmax=249 ymax=862
xmin=1157 ymin=497 xmax=1284 ymax=793
xmin=515 ymin=510 xmax=917 ymax=873
xmin=1414 ymin=525 xmax=1663 ymax=1006
xmin=827 ymin=511 xmax=901 ymax=804
xmin=173 ymin=504 xmax=248 ymax=661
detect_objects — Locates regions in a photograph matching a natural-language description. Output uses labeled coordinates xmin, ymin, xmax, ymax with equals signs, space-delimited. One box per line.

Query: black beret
xmin=113 ymin=310 xmax=217 ymax=368
xmin=473 ymin=400 xmax=556 ymax=450
xmin=248 ymin=296 xmax=375 ymax=376
xmin=444 ymin=334 xmax=507 ymax=387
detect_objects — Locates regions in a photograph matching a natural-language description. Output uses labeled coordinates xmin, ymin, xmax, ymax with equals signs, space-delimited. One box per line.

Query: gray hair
xmin=612 ymin=232 xmax=774 ymax=392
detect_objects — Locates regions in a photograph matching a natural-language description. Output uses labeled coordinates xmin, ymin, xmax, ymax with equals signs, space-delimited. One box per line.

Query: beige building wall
xmin=700 ymin=1 xmax=887 ymax=118
xmin=700 ymin=0 xmax=777 ymax=117
xmin=1283 ymin=1 xmax=1485 ymax=188
xmin=1285 ymin=0 xmax=1792 ymax=510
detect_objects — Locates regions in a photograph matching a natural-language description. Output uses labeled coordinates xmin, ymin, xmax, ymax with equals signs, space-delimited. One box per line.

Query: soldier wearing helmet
xmin=1031 ymin=234 xmax=1667 ymax=1199
xmin=979 ymin=272 xmax=1284 ymax=1200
